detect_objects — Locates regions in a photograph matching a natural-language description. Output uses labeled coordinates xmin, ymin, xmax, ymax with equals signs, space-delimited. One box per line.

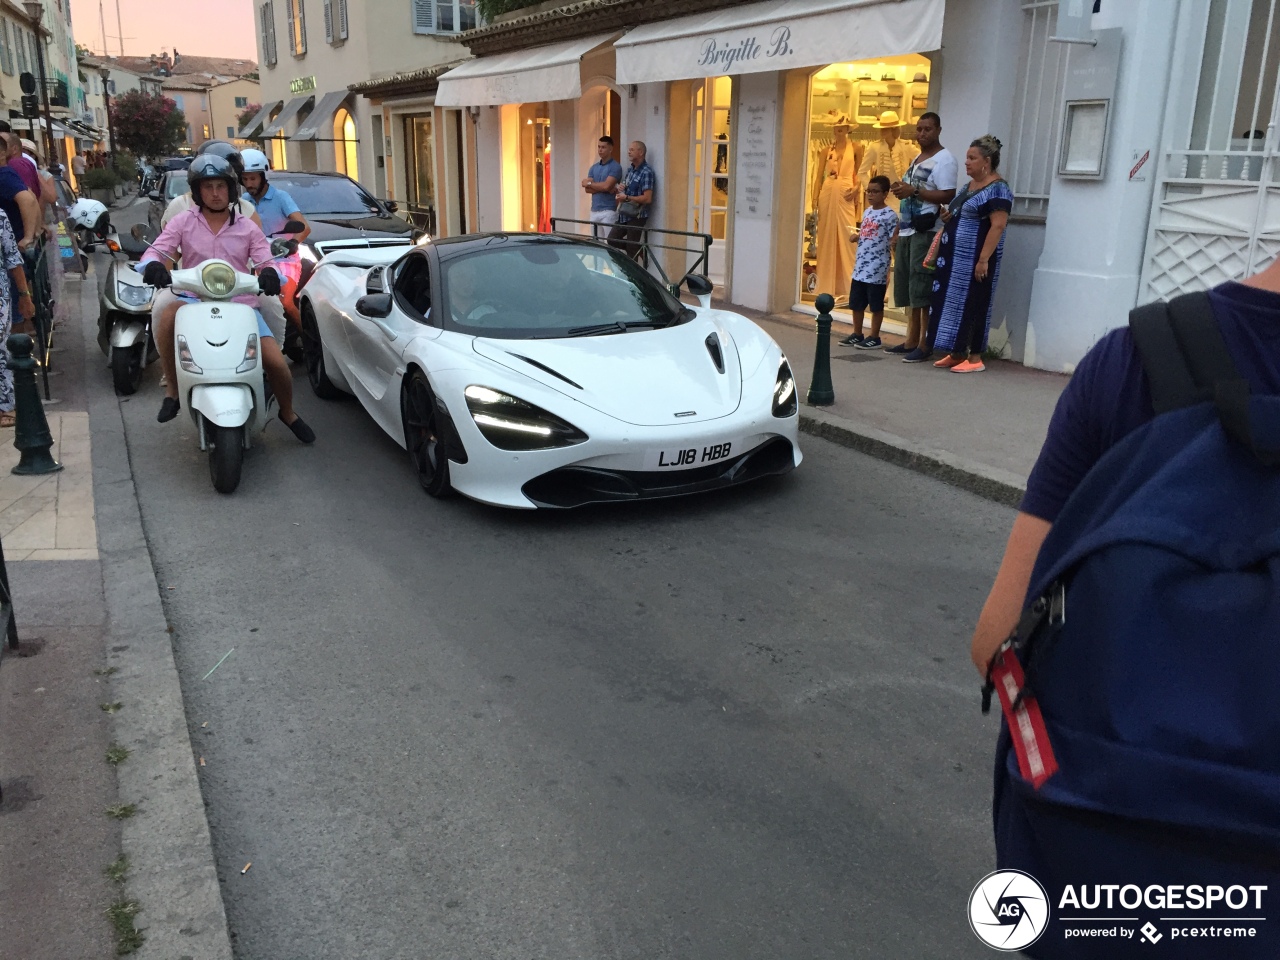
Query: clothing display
xmin=814 ymin=139 xmax=861 ymax=302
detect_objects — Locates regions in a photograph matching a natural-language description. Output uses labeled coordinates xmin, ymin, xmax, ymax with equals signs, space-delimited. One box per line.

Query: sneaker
xmin=933 ymin=354 xmax=964 ymax=369
xmin=902 ymin=348 xmax=932 ymax=363
xmin=884 ymin=343 xmax=910 ymax=354
xmin=838 ymin=333 xmax=864 ymax=346
xmin=856 ymin=336 xmax=883 ymax=350
xmin=951 ymin=358 xmax=986 ymax=374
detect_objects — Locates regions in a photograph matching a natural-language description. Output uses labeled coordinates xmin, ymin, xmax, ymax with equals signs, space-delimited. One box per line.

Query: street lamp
xmin=22 ymin=2 xmax=56 ymax=169
xmin=98 ymin=64 xmax=116 ymax=173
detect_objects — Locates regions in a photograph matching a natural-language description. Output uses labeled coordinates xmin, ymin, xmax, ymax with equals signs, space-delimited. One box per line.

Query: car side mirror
xmin=147 ymin=190 xmax=161 ymax=202
xmin=683 ymin=273 xmax=714 ymax=309
xmin=356 ymin=293 xmax=393 ymax=318
xmin=383 ymin=200 xmax=398 ymax=213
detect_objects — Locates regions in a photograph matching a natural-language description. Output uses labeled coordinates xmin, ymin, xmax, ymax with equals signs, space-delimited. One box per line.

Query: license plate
xmin=643 ymin=438 xmax=739 ymax=471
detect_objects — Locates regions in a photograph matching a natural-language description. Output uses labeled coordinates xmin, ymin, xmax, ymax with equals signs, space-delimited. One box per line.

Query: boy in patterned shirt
xmin=839 ymin=175 xmax=900 ymax=348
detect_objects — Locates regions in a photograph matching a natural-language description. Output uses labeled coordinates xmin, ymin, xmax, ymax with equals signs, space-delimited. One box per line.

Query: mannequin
xmin=859 ymin=110 xmax=916 ymax=213
xmin=813 ymin=116 xmax=863 ymax=302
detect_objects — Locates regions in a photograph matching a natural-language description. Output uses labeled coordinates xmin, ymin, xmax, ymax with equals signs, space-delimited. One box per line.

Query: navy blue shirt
xmin=1022 ymin=281 xmax=1280 ymax=523
xmin=617 ymin=160 xmax=656 ymax=224
xmin=0 ymin=166 xmax=27 ymax=243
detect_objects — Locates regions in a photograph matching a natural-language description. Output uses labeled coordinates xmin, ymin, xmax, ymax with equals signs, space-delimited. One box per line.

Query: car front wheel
xmin=401 ymin=371 xmax=452 ymax=498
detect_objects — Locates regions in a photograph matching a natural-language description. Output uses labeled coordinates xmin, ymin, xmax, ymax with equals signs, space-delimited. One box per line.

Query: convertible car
xmin=298 ymin=233 xmax=801 ymax=509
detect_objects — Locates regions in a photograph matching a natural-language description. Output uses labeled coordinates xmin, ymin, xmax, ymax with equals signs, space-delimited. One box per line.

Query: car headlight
xmin=176 ymin=334 xmax=202 ymax=374
xmin=201 ymin=262 xmax=237 ymax=299
xmin=772 ymin=360 xmax=797 ymax=418
xmin=117 ymin=282 xmax=153 ymax=306
xmin=298 ymin=243 xmax=319 ymax=263
xmin=464 ymin=385 xmax=587 ymax=451
xmin=236 ymin=333 xmax=258 ymax=374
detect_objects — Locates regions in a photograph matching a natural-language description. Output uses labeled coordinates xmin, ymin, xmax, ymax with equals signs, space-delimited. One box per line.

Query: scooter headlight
xmin=176 ymin=334 xmax=203 ymax=374
xmin=236 ymin=333 xmax=258 ymax=374
xmin=117 ymin=282 xmax=153 ymax=307
xmin=201 ymin=262 xmax=237 ymax=299
xmin=464 ymin=385 xmax=587 ymax=451
xmin=772 ymin=359 xmax=797 ymax=418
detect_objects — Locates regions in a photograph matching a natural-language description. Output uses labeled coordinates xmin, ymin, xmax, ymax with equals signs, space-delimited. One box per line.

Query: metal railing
xmin=390 ymin=199 xmax=437 ymax=236
xmin=549 ymin=217 xmax=713 ymax=295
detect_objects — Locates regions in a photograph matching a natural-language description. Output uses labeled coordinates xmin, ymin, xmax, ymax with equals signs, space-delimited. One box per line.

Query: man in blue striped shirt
xmin=607 ymin=140 xmax=655 ymax=261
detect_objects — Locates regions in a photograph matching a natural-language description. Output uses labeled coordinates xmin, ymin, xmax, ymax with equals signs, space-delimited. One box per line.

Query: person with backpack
xmin=969 ymin=255 xmax=1280 ymax=958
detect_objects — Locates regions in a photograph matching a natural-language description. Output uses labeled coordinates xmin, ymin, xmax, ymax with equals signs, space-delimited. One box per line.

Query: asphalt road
xmin=106 ymin=199 xmax=1014 ymax=959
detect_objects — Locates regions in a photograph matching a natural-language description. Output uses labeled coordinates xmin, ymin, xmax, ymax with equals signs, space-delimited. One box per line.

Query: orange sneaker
xmin=951 ymin=359 xmax=986 ymax=374
xmin=933 ymin=354 xmax=964 ymax=369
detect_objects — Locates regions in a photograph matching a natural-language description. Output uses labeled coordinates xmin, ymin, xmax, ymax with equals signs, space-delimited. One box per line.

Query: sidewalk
xmin=720 ymin=301 xmax=1071 ymax=507
xmin=0 ymin=264 xmax=232 ymax=960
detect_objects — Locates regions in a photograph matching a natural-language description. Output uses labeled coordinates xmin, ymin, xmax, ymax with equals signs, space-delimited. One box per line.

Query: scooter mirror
xmin=269 ymin=238 xmax=298 ymax=258
xmin=147 ymin=190 xmax=161 ymax=202
xmin=131 ymin=224 xmax=158 ymax=244
xmin=279 ymin=220 xmax=305 ymax=235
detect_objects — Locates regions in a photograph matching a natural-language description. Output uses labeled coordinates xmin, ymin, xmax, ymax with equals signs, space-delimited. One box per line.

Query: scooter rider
xmin=162 ymin=140 xmax=261 ymax=229
xmin=140 ymin=154 xmax=316 ymax=443
xmin=239 ymin=148 xmax=308 ymax=338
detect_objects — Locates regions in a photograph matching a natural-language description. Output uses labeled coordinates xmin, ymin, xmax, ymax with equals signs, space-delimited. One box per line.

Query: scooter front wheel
xmin=208 ymin=422 xmax=245 ymax=494
xmin=111 ymin=344 xmax=144 ymax=395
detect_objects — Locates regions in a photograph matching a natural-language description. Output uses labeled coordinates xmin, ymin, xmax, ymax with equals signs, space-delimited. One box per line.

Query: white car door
xmin=342 ymin=251 xmax=439 ymax=424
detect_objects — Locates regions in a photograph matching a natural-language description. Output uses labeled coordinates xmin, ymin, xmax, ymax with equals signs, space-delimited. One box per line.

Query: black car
xmin=263 ymin=172 xmax=419 ymax=264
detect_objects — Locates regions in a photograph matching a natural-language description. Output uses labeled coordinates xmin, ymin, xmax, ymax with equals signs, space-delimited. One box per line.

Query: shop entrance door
xmin=404 ymin=114 xmax=435 ymax=232
xmin=690 ymin=76 xmax=732 ymax=285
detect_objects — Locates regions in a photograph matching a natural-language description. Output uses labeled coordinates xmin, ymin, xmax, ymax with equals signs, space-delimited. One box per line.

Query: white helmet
xmin=241 ymin=148 xmax=270 ymax=175
xmin=68 ymin=197 xmax=110 ymax=235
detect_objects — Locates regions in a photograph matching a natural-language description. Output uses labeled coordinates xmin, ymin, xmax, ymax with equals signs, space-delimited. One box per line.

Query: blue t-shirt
xmin=587 ymin=158 xmax=623 ymax=212
xmin=0 ymin=166 xmax=27 ymax=243
xmin=245 ymin=183 xmax=301 ymax=238
xmin=1022 ymin=281 xmax=1280 ymax=523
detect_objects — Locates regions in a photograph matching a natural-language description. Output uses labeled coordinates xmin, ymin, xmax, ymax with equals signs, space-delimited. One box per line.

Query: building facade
xmin=246 ymin=0 xmax=465 ymax=207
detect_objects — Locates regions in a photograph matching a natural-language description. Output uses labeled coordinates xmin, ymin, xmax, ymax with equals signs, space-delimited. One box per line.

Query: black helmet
xmin=196 ymin=139 xmax=245 ymax=179
xmin=188 ymin=154 xmax=240 ymax=207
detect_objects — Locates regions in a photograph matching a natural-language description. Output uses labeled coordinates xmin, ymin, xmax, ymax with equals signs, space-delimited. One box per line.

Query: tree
xmin=236 ymin=102 xmax=262 ymax=137
xmin=109 ymin=90 xmax=187 ymax=159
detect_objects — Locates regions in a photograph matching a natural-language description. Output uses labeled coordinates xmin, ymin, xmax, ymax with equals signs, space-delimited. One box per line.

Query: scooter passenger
xmin=239 ymin=148 xmax=308 ymax=336
xmin=139 ymin=154 xmax=316 ymax=443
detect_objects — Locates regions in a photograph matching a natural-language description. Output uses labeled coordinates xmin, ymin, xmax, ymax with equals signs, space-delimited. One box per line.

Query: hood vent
xmin=509 ymin=353 xmax=583 ymax=389
xmin=705 ymin=333 xmax=725 ymax=374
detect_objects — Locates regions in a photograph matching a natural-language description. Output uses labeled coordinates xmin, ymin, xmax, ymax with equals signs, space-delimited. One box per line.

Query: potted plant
xmin=81 ymin=166 xmax=119 ymax=205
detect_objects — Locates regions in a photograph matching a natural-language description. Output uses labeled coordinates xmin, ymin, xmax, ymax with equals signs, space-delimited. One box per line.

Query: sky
xmin=71 ymin=0 xmax=258 ymax=62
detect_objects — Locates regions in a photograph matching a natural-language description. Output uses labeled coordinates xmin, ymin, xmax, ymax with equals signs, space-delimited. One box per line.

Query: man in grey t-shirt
xmin=582 ymin=136 xmax=623 ymax=229
xmin=889 ymin=112 xmax=958 ymax=362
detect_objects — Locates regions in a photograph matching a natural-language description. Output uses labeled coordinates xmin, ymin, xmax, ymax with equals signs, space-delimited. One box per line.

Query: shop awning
xmin=261 ymin=95 xmax=314 ymax=138
xmin=291 ymin=90 xmax=350 ymax=141
xmin=614 ymin=0 xmax=945 ymax=84
xmin=238 ymin=99 xmax=283 ymax=139
xmin=435 ymin=32 xmax=618 ymax=106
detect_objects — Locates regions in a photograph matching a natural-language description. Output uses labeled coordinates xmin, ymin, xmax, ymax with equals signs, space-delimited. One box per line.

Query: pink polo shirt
xmin=141 ymin=206 xmax=273 ymax=306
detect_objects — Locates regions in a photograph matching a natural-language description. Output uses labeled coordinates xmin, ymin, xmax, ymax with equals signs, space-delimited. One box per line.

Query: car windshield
xmin=165 ymin=172 xmax=188 ymax=200
xmin=268 ymin=175 xmax=383 ymax=217
xmin=439 ymin=241 xmax=689 ymax=339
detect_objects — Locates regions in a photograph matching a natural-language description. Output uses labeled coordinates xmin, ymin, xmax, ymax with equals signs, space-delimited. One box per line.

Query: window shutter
xmin=338 ymin=0 xmax=348 ymax=40
xmin=286 ymin=0 xmax=296 ymax=54
xmin=267 ymin=3 xmax=278 ymax=64
xmin=296 ymin=0 xmax=307 ymax=54
xmin=412 ymin=0 xmax=434 ymax=34
xmin=323 ymin=0 xmax=332 ymax=43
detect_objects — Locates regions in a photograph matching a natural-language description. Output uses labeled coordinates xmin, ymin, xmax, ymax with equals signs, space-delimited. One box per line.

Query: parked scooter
xmin=135 ymin=223 xmax=302 ymax=493
xmin=70 ymin=199 xmax=158 ymax=395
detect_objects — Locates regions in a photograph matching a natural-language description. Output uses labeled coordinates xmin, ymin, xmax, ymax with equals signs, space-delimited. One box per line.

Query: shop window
xmin=403 ymin=114 xmax=435 ymax=215
xmin=799 ymin=55 xmax=931 ymax=310
xmin=518 ymin=103 xmax=551 ymax=232
xmin=334 ymin=107 xmax=358 ymax=180
xmin=270 ymin=135 xmax=288 ymax=171
xmin=689 ymin=76 xmax=732 ymax=285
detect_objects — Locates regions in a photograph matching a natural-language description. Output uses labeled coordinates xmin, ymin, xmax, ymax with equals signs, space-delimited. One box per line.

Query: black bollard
xmin=8 ymin=333 xmax=62 ymax=475
xmin=806 ymin=292 xmax=836 ymax=406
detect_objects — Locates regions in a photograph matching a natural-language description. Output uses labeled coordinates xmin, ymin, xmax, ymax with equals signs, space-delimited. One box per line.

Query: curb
xmin=79 ymin=275 xmax=235 ymax=960
xmin=799 ymin=406 xmax=1027 ymax=509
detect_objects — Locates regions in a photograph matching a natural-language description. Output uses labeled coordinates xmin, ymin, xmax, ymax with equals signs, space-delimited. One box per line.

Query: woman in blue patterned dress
xmin=926 ymin=135 xmax=1012 ymax=374
xmin=0 ymin=208 xmax=33 ymax=427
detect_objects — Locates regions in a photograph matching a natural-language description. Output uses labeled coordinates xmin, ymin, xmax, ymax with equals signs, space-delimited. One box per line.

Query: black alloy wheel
xmin=299 ymin=303 xmax=344 ymax=399
xmin=401 ymin=371 xmax=451 ymax=498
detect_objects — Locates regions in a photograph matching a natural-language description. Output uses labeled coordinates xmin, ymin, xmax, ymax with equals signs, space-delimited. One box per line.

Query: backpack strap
xmin=1130 ymin=291 xmax=1280 ymax=466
